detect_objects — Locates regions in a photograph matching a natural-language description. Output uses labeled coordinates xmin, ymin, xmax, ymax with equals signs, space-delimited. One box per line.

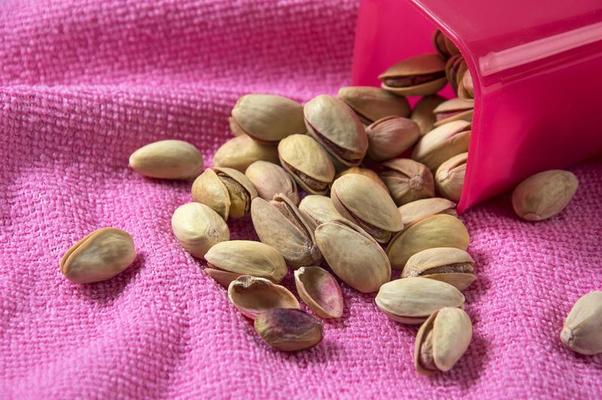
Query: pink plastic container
xmin=352 ymin=0 xmax=602 ymax=212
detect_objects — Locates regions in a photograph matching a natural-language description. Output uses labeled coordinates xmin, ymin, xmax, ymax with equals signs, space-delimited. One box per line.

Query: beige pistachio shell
xmin=445 ymin=55 xmax=465 ymax=94
xmin=379 ymin=54 xmax=447 ymax=96
xmin=560 ymin=291 xmax=602 ymax=355
xmin=411 ymin=95 xmax=446 ymax=135
xmin=366 ymin=117 xmax=421 ymax=161
xmin=402 ymin=247 xmax=475 ymax=291
xmin=205 ymin=268 xmax=242 ymax=288
xmin=337 ymin=86 xmax=410 ymax=124
xmin=294 ymin=266 xmax=344 ymax=319
xmin=213 ymin=135 xmax=279 ymax=172
xmin=336 ymin=167 xmax=388 ymax=191
xmin=245 ymin=160 xmax=299 ymax=205
xmin=171 ymin=202 xmax=230 ymax=258
xmin=412 ymin=120 xmax=471 ymax=171
xmin=129 ymin=140 xmax=203 ymax=180
xmin=387 ymin=214 xmax=469 ymax=269
xmin=380 ymin=158 xmax=435 ymax=206
xmin=299 ymin=195 xmax=346 ymax=226
xmin=435 ymin=152 xmax=467 ymax=202
xmin=254 ymin=308 xmax=323 ymax=352
xmin=227 ymin=276 xmax=300 ymax=319
xmin=458 ymin=70 xmax=474 ymax=99
xmin=399 ymin=198 xmax=457 ymax=227
xmin=60 ymin=227 xmax=136 ymax=284
xmin=433 ymin=98 xmax=474 ymax=127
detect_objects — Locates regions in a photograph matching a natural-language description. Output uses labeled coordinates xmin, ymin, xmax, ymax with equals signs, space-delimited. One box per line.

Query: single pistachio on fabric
xmin=512 ymin=170 xmax=578 ymax=221
xmin=213 ymin=134 xmax=279 ymax=172
xmin=412 ymin=120 xmax=471 ymax=171
xmin=128 ymin=139 xmax=203 ymax=180
xmin=445 ymin=55 xmax=466 ymax=94
xmin=245 ymin=160 xmax=299 ymax=205
xmin=331 ymin=174 xmax=403 ymax=243
xmin=560 ymin=291 xmax=602 ymax=355
xmin=278 ymin=134 xmax=335 ymax=195
xmin=228 ymin=275 xmax=300 ymax=319
xmin=230 ymin=94 xmax=306 ymax=144
xmin=294 ymin=266 xmax=344 ymax=319
xmin=379 ymin=158 xmax=435 ymax=206
xmin=387 ymin=214 xmax=469 ymax=269
xmin=402 ymin=247 xmax=476 ymax=291
xmin=304 ymin=95 xmax=368 ymax=167
xmin=205 ymin=268 xmax=242 ymax=288
xmin=204 ymin=241 xmax=287 ymax=283
xmin=60 ymin=227 xmax=136 ymax=284
xmin=433 ymin=98 xmax=474 ymax=127
xmin=255 ymin=308 xmax=323 ymax=352
xmin=433 ymin=30 xmax=460 ymax=59
xmin=366 ymin=117 xmax=421 ymax=161
xmin=379 ymin=54 xmax=447 ymax=96
xmin=399 ymin=197 xmax=457 ymax=228
xmin=171 ymin=202 xmax=230 ymax=258
xmin=458 ymin=70 xmax=474 ymax=99
xmin=411 ymin=95 xmax=446 ymax=135
xmin=435 ymin=152 xmax=467 ymax=202
xmin=337 ymin=86 xmax=411 ymax=125
xmin=415 ymin=307 xmax=472 ymax=375
xmin=375 ymin=277 xmax=465 ymax=324
xmin=298 ymin=195 xmax=346 ymax=226
xmin=336 ymin=167 xmax=388 ymax=191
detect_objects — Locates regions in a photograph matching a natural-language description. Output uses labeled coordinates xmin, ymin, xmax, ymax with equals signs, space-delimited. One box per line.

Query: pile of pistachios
xmin=59 ymin=30 xmax=599 ymax=372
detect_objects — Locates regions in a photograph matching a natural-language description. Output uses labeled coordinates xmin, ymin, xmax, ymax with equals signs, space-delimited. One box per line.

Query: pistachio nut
xmin=402 ymin=247 xmax=476 ymax=291
xmin=433 ymin=98 xmax=474 ymax=127
xmin=298 ymin=195 xmax=346 ymax=226
xmin=315 ymin=219 xmax=391 ymax=293
xmin=560 ymin=291 xmax=602 ymax=355
xmin=230 ymin=94 xmax=305 ymax=144
xmin=411 ymin=95 xmax=446 ymax=135
xmin=255 ymin=308 xmax=323 ymax=352
xmin=213 ymin=134 xmax=279 ymax=172
xmin=227 ymin=275 xmax=300 ymax=319
xmin=445 ymin=55 xmax=466 ymax=94
xmin=458 ymin=70 xmax=474 ymax=99
xmin=251 ymin=194 xmax=322 ymax=268
xmin=399 ymin=197 xmax=457 ymax=228
xmin=60 ymin=227 xmax=136 ymax=284
xmin=433 ymin=30 xmax=460 ymax=59
xmin=379 ymin=158 xmax=435 ymax=206
xmin=512 ymin=169 xmax=578 ymax=221
xmin=294 ymin=266 xmax=344 ymax=319
xmin=366 ymin=117 xmax=420 ymax=161
xmin=245 ymin=160 xmax=299 ymax=205
xmin=205 ymin=268 xmax=242 ymax=288
xmin=375 ymin=277 xmax=465 ymax=324
xmin=129 ymin=140 xmax=203 ymax=180
xmin=204 ymin=240 xmax=287 ymax=282
xmin=379 ymin=54 xmax=447 ymax=96
xmin=278 ymin=134 xmax=335 ymax=195
xmin=435 ymin=152 xmax=467 ymax=202
xmin=331 ymin=174 xmax=403 ymax=243
xmin=171 ymin=202 xmax=230 ymax=258
xmin=336 ymin=167 xmax=387 ymax=191
xmin=415 ymin=307 xmax=472 ymax=375
xmin=304 ymin=95 xmax=368 ymax=167
xmin=412 ymin=120 xmax=471 ymax=171
xmin=387 ymin=214 xmax=469 ymax=269
xmin=337 ymin=86 xmax=410 ymax=124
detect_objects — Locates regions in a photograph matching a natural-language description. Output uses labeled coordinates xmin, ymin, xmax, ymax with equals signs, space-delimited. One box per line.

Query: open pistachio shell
xmin=412 ymin=120 xmax=471 ymax=171
xmin=171 ymin=202 xmax=230 ymax=258
xmin=294 ymin=266 xmax=344 ymax=319
xmin=213 ymin=135 xmax=279 ymax=172
xmin=245 ymin=160 xmax=299 ymax=205
xmin=435 ymin=152 xmax=467 ymax=202
xmin=205 ymin=268 xmax=242 ymax=288
xmin=128 ymin=139 xmax=204 ymax=180
xmin=379 ymin=54 xmax=447 ymax=96
xmin=299 ymin=195 xmax=346 ymax=227
xmin=255 ymin=308 xmax=323 ymax=352
xmin=380 ymin=158 xmax=435 ymax=206
xmin=228 ymin=276 xmax=300 ymax=319
xmin=433 ymin=98 xmax=474 ymax=127
xmin=336 ymin=167 xmax=388 ymax=191
xmin=402 ymin=247 xmax=476 ymax=291
xmin=366 ymin=117 xmax=421 ymax=161
xmin=411 ymin=95 xmax=446 ymax=135
xmin=399 ymin=198 xmax=457 ymax=227
xmin=337 ymin=86 xmax=410 ymax=124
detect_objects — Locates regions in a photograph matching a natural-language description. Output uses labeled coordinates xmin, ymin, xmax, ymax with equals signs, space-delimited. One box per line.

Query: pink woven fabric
xmin=1 ymin=1 xmax=601 ymax=399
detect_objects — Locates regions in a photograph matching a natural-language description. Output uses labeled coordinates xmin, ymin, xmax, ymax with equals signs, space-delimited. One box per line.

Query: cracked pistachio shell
xmin=380 ymin=158 xmax=435 ymax=206
xmin=433 ymin=30 xmax=460 ymax=59
xmin=412 ymin=120 xmax=471 ymax=171
xmin=228 ymin=276 xmax=300 ymax=320
xmin=337 ymin=86 xmax=410 ymax=124
xmin=376 ymin=277 xmax=465 ymax=324
xmin=415 ymin=307 xmax=472 ymax=375
xmin=411 ymin=95 xmax=446 ymax=135
xmin=399 ymin=198 xmax=457 ymax=227
xmin=336 ymin=167 xmax=387 ymax=191
xmin=435 ymin=152 xmax=467 ymax=202
xmin=60 ymin=228 xmax=136 ymax=284
xmin=445 ymin=55 xmax=466 ymax=94
xmin=512 ymin=170 xmax=578 ymax=221
xmin=191 ymin=167 xmax=257 ymax=220
xmin=129 ymin=140 xmax=203 ymax=180
xmin=299 ymin=195 xmax=346 ymax=226
xmin=251 ymin=194 xmax=321 ymax=268
xmin=278 ymin=134 xmax=335 ymax=195
xmin=402 ymin=247 xmax=475 ymax=291
xmin=560 ymin=291 xmax=602 ymax=355
xmin=315 ymin=219 xmax=391 ymax=293
xmin=379 ymin=54 xmax=447 ymax=96
xmin=230 ymin=94 xmax=305 ymax=144
xmin=294 ymin=266 xmax=344 ymax=319
xmin=304 ymin=95 xmax=368 ymax=167
xmin=366 ymin=117 xmax=421 ymax=161
xmin=245 ymin=161 xmax=299 ymax=205
xmin=205 ymin=268 xmax=242 ymax=288
xmin=458 ymin=70 xmax=474 ymax=99
xmin=387 ymin=214 xmax=469 ymax=269
xmin=433 ymin=98 xmax=474 ymax=128
xmin=205 ymin=241 xmax=287 ymax=282
xmin=255 ymin=308 xmax=323 ymax=352
xmin=331 ymin=174 xmax=402 ymax=243
xmin=171 ymin=203 xmax=229 ymax=258
xmin=213 ymin=135 xmax=279 ymax=172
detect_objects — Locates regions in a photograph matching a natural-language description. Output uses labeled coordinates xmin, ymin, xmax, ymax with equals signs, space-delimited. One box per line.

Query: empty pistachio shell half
xmin=230 ymin=94 xmax=305 ymax=144
xmin=337 ymin=86 xmax=410 ymax=124
xmin=299 ymin=195 xmax=346 ymax=227
xmin=387 ymin=214 xmax=469 ymax=269
xmin=412 ymin=120 xmax=471 ymax=171
xmin=228 ymin=276 xmax=300 ymax=319
xmin=366 ymin=117 xmax=421 ymax=161
xmin=435 ymin=152 xmax=467 ymax=202
xmin=60 ymin=227 xmax=136 ymax=284
xmin=375 ymin=277 xmax=465 ymax=324
xmin=245 ymin=160 xmax=299 ymax=205
xmin=402 ymin=247 xmax=476 ymax=291
xmin=294 ymin=266 xmax=344 ymax=319
xmin=415 ymin=307 xmax=472 ymax=375
xmin=255 ymin=308 xmax=323 ymax=352
xmin=336 ymin=167 xmax=388 ymax=190
xmin=512 ymin=170 xmax=578 ymax=221
xmin=304 ymin=95 xmax=368 ymax=167
xmin=171 ymin=202 xmax=230 ymax=258
xmin=560 ymin=291 xmax=602 ymax=355
xmin=433 ymin=98 xmax=474 ymax=128
xmin=278 ymin=134 xmax=335 ymax=195
xmin=380 ymin=158 xmax=435 ymax=206
xmin=213 ymin=135 xmax=279 ymax=172
xmin=399 ymin=198 xmax=457 ymax=227
xmin=129 ymin=140 xmax=203 ymax=180
xmin=205 ymin=268 xmax=242 ymax=288
xmin=411 ymin=95 xmax=446 ymax=135
xmin=315 ymin=219 xmax=391 ymax=293
xmin=379 ymin=54 xmax=447 ymax=96
xmin=205 ymin=241 xmax=287 ymax=283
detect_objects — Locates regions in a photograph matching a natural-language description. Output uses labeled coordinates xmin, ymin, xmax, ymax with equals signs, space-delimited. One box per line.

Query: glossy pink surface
xmin=352 ymin=0 xmax=602 ymax=212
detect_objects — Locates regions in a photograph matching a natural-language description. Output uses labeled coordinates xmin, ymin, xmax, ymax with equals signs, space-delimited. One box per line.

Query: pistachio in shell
xmin=399 ymin=197 xmax=457 ymax=227
xmin=435 ymin=152 xmax=467 ymax=202
xmin=445 ymin=55 xmax=466 ymax=94
xmin=213 ymin=134 xmax=279 ymax=172
xmin=433 ymin=30 xmax=460 ymax=59
xmin=379 ymin=158 xmax=435 ymax=206
xmin=458 ymin=70 xmax=474 ymax=99
xmin=379 ymin=54 xmax=447 ymax=96
xmin=128 ymin=139 xmax=204 ymax=180
xmin=412 ymin=120 xmax=471 ymax=171
xmin=433 ymin=98 xmax=474 ymax=127
xmin=171 ymin=202 xmax=230 ymax=258
xmin=402 ymin=247 xmax=476 ymax=291
xmin=366 ymin=117 xmax=420 ymax=161
xmin=337 ymin=86 xmax=410 ymax=125
xmin=299 ymin=195 xmax=346 ymax=227
xmin=255 ymin=308 xmax=323 ymax=352
xmin=245 ymin=160 xmax=299 ymax=205
xmin=336 ymin=167 xmax=388 ymax=191
xmin=560 ymin=291 xmax=602 ymax=355
xmin=294 ymin=266 xmax=344 ymax=319
xmin=411 ymin=95 xmax=446 ymax=135
xmin=228 ymin=275 xmax=300 ymax=319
